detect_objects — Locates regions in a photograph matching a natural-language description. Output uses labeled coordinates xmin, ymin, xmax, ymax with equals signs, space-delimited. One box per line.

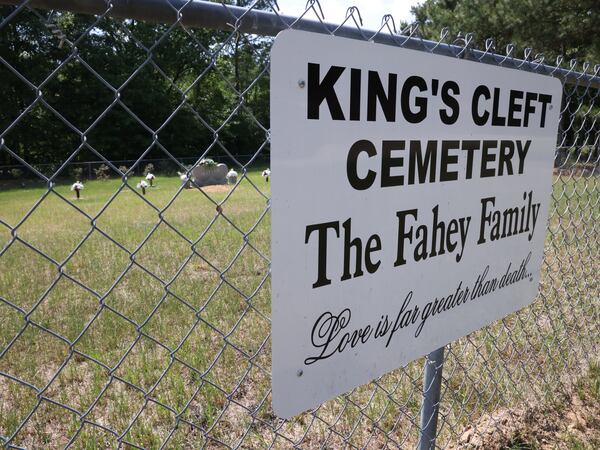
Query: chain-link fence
xmin=0 ymin=1 xmax=598 ymax=449
xmin=0 ymin=156 xmax=268 ymax=181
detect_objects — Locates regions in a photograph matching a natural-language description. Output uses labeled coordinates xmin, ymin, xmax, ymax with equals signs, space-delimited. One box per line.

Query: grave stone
xmin=192 ymin=163 xmax=228 ymax=186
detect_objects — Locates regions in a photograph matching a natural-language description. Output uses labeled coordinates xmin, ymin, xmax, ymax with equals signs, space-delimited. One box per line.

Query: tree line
xmin=1 ymin=1 xmax=599 ymax=170
xmin=412 ymin=0 xmax=600 ymax=164
xmin=0 ymin=2 xmax=271 ymax=169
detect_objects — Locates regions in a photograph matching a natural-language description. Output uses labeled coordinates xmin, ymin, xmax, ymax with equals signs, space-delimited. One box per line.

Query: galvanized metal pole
xmin=419 ymin=346 xmax=445 ymax=450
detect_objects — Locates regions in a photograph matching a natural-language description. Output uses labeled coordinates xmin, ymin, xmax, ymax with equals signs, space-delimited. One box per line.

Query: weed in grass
xmin=503 ymin=433 xmax=537 ymax=449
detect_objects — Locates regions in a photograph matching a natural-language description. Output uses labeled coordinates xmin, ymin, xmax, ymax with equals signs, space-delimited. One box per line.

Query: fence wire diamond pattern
xmin=0 ymin=1 xmax=598 ymax=449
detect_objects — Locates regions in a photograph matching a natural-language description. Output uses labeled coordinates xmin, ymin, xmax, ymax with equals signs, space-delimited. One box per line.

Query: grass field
xmin=0 ymin=172 xmax=598 ymax=449
xmin=0 ymin=172 xmax=272 ymax=448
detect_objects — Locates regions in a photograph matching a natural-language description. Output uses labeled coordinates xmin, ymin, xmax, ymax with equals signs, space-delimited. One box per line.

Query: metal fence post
xmin=419 ymin=346 xmax=445 ymax=450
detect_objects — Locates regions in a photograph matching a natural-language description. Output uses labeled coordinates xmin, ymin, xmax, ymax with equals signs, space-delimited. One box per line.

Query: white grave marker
xmin=270 ymin=30 xmax=562 ymax=418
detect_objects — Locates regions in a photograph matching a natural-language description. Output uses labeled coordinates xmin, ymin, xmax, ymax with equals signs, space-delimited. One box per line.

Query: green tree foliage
xmin=411 ymin=1 xmax=600 ymax=159
xmin=2 ymin=2 xmax=599 ymax=169
xmin=0 ymin=6 xmax=272 ymax=168
xmin=411 ymin=0 xmax=600 ymax=62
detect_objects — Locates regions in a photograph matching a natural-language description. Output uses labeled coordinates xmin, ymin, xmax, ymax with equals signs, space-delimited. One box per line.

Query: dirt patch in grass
xmin=198 ymin=185 xmax=232 ymax=193
xmin=449 ymin=362 xmax=600 ymax=449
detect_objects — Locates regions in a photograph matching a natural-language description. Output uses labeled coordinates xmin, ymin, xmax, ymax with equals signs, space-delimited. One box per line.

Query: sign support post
xmin=419 ymin=346 xmax=445 ymax=450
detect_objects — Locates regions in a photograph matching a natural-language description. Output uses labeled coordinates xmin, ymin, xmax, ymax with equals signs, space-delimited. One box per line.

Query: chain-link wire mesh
xmin=0 ymin=1 xmax=598 ymax=449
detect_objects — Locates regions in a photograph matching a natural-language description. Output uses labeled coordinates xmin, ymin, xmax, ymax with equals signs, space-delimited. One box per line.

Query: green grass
xmin=0 ymin=172 xmax=598 ymax=449
xmin=0 ymin=172 xmax=272 ymax=448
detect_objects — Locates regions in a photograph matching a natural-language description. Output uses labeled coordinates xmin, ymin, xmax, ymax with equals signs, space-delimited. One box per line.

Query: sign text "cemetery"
xmin=304 ymin=63 xmax=553 ymax=289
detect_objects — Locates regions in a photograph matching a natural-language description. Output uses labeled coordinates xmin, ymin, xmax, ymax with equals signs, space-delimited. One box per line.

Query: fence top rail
xmin=2 ymin=0 xmax=600 ymax=89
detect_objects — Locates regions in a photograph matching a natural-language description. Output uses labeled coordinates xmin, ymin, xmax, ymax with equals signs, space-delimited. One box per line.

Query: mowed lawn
xmin=0 ymin=172 xmax=272 ymax=448
xmin=0 ymin=172 xmax=598 ymax=449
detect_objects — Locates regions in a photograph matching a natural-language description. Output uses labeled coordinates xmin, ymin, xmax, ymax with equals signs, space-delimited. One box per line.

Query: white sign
xmin=270 ymin=30 xmax=562 ymax=419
